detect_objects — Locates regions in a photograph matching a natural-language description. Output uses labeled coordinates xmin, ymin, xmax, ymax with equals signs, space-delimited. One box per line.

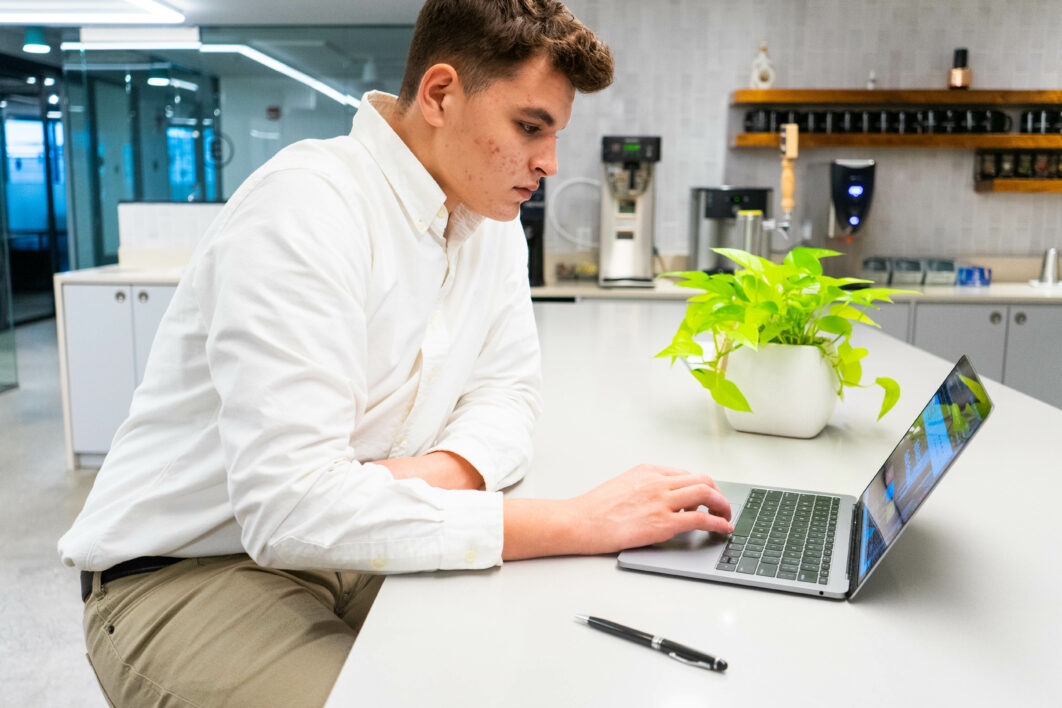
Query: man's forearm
xmin=501 ymin=498 xmax=582 ymax=560
xmin=376 ymin=451 xmax=485 ymax=490
xmin=502 ymin=465 xmax=735 ymax=562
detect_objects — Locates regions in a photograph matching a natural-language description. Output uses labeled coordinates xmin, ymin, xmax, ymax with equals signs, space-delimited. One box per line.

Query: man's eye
xmin=518 ymin=122 xmax=540 ymax=135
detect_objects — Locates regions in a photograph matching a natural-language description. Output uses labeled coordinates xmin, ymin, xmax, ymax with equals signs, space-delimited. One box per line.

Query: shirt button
xmin=464 ymin=549 xmax=477 ymax=564
xmin=436 ymin=206 xmax=447 ymax=219
xmin=415 ymin=219 xmax=427 ymax=231
xmin=371 ymin=557 xmax=387 ymax=571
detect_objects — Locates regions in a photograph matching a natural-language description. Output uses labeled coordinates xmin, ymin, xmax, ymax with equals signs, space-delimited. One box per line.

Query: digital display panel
xmin=855 ymin=357 xmax=992 ymax=587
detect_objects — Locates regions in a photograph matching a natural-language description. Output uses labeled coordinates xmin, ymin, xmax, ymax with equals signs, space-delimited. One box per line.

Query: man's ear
xmin=417 ymin=63 xmax=461 ymax=128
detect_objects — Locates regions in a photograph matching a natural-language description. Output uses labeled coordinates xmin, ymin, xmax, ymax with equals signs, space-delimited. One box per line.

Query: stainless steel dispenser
xmin=689 ymin=187 xmax=772 ymax=273
xmin=803 ymin=159 xmax=876 ymax=276
xmin=598 ymin=136 xmax=660 ymax=287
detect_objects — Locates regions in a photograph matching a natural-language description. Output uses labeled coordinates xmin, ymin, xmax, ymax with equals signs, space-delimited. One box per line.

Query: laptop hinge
xmin=845 ymin=503 xmax=861 ymax=598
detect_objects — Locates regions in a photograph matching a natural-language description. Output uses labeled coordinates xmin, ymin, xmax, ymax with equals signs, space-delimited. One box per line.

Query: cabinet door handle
xmin=138 ymin=291 xmax=149 ymax=303
xmin=989 ymin=311 xmax=1002 ymax=324
xmin=1015 ymin=312 xmax=1027 ymax=325
xmin=115 ymin=290 xmax=126 ymax=303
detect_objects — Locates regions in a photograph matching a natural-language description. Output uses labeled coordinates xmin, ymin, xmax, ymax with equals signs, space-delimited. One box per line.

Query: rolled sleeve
xmin=428 ymin=224 xmax=542 ymax=492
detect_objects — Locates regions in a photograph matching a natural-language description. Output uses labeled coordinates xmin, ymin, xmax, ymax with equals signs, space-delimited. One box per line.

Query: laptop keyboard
xmin=716 ymin=488 xmax=840 ymax=585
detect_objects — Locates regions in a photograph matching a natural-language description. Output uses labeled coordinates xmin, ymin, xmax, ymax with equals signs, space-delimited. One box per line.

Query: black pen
xmin=574 ymin=615 xmax=728 ymax=672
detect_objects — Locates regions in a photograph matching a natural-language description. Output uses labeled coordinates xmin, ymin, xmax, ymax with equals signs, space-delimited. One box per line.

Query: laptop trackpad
xmin=654 ymin=529 xmax=727 ymax=550
xmin=652 ymin=503 xmax=742 ymax=551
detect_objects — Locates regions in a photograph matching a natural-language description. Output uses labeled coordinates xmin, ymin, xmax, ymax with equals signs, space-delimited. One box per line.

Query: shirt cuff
xmin=439 ymin=488 xmax=505 ymax=569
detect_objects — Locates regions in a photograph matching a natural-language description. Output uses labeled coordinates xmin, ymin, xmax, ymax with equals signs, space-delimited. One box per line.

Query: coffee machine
xmin=519 ymin=180 xmax=545 ymax=286
xmin=802 ymin=159 xmax=876 ymax=275
xmin=598 ymin=136 xmax=660 ymax=287
xmin=689 ymin=186 xmax=772 ymax=273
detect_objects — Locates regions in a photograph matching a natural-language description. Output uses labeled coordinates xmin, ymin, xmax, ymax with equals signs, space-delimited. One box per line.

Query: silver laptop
xmin=618 ymin=356 xmax=993 ymax=600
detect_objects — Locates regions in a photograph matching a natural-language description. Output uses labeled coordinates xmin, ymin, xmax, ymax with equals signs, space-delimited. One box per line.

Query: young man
xmin=59 ymin=1 xmax=733 ymax=705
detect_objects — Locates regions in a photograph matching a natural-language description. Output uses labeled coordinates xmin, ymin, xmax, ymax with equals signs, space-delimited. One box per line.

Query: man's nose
xmin=532 ymin=138 xmax=559 ymax=177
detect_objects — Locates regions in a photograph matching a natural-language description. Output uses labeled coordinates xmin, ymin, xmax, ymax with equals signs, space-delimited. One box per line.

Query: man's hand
xmin=502 ymin=464 xmax=733 ymax=560
xmin=376 ymin=451 xmax=485 ymax=490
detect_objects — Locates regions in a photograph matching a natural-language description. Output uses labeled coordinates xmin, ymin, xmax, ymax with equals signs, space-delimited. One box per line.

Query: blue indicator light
xmin=849 ymin=215 xmax=861 ymax=226
xmin=848 ymin=184 xmax=864 ymax=198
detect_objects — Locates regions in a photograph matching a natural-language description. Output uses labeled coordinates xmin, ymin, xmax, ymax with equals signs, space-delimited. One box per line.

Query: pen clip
xmin=667 ymin=651 xmax=724 ymax=672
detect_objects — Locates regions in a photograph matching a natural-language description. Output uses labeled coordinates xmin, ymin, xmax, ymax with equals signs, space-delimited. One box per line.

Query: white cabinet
xmin=865 ymin=301 xmax=912 ymax=341
xmin=912 ymin=301 xmax=1062 ymax=408
xmin=912 ymin=303 xmax=1008 ymax=381
xmin=63 ymin=285 xmax=138 ymax=455
xmin=58 ymin=280 xmax=177 ymax=468
xmin=1001 ymin=304 xmax=1062 ymax=407
xmin=131 ymin=285 xmax=175 ymax=382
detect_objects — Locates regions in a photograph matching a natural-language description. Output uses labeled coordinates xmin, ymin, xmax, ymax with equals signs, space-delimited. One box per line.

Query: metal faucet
xmin=759 ymin=123 xmax=798 ymax=255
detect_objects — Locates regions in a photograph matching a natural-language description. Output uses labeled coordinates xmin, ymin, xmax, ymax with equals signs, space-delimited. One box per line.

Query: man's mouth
xmin=514 ymin=183 xmax=539 ymax=199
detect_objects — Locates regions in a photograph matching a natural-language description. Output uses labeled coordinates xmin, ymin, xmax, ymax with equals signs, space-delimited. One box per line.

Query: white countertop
xmin=53 ymin=264 xmax=185 ymax=286
xmin=532 ymin=278 xmax=1062 ymax=302
xmin=54 ymin=265 xmax=1062 ymax=303
xmin=326 ymin=299 xmax=1061 ymax=708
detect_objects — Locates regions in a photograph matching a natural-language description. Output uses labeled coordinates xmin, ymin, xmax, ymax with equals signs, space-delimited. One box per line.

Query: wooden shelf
xmin=974 ymin=178 xmax=1062 ymax=193
xmin=734 ymin=133 xmax=1062 ymax=149
xmin=732 ymin=89 xmax=1062 ymax=106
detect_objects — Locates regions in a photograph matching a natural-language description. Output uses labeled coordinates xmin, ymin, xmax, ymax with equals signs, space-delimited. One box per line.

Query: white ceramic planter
xmin=721 ymin=343 xmax=838 ymax=438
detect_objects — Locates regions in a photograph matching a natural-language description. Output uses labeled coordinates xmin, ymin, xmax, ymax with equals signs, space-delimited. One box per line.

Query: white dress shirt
xmin=58 ymin=92 xmax=542 ymax=574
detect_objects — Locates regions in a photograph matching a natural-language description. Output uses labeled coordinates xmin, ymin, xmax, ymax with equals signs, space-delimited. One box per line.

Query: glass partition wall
xmin=0 ymin=55 xmax=67 ymax=389
xmin=62 ymin=25 xmax=413 ymax=269
xmin=0 ymin=59 xmax=65 ymax=329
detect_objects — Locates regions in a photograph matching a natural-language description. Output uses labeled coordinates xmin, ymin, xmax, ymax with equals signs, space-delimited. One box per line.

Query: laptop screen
xmin=852 ymin=356 xmax=993 ymax=592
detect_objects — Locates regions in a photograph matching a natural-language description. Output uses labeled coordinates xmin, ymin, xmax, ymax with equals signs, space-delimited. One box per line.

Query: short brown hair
xmin=397 ymin=0 xmax=613 ymax=108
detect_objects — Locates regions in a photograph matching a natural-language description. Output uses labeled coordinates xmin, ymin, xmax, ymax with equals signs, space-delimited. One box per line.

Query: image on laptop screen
xmin=855 ymin=356 xmax=992 ymax=588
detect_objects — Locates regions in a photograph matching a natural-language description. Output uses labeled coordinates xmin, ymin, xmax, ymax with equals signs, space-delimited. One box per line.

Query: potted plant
xmin=656 ymin=247 xmax=917 ymax=438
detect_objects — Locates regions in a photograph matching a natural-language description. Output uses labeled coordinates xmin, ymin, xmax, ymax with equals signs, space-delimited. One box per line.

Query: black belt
xmin=81 ymin=556 xmax=183 ymax=602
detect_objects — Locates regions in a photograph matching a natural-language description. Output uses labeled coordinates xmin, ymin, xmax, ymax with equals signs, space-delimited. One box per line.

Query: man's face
xmin=438 ymin=54 xmax=575 ymax=221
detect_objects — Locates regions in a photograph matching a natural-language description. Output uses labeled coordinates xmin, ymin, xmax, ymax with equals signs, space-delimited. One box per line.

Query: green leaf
xmin=711 ymin=376 xmax=753 ymax=412
xmin=707 ymin=303 xmax=743 ymax=321
xmin=783 ymin=247 xmax=840 ymax=275
xmin=817 ymin=315 xmax=852 ymax=338
xmin=654 ymin=339 xmax=704 ymax=359
xmin=690 ymin=367 xmax=753 ymax=412
xmin=834 ymin=276 xmax=873 ymax=288
xmin=684 ymin=303 xmax=718 ymax=334
xmin=876 ymin=377 xmax=901 ymax=419
xmin=829 ymin=303 xmax=877 ymax=325
xmin=836 ymin=342 xmax=866 ymax=386
xmin=712 ymin=248 xmax=769 ymax=272
xmin=759 ymin=322 xmax=786 ymax=343
xmin=839 ymin=359 xmax=862 ymax=386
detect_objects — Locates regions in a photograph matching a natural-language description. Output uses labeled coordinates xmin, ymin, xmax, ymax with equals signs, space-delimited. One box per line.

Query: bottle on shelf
xmin=949 ymin=48 xmax=971 ymax=89
xmin=750 ymin=41 xmax=776 ymax=89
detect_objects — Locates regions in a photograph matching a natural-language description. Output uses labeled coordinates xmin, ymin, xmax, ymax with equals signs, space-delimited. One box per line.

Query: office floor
xmin=0 ymin=319 xmax=107 ymax=706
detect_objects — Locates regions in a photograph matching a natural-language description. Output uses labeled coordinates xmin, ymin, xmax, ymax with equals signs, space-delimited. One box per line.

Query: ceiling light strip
xmin=58 ymin=40 xmax=360 ymax=109
xmin=201 ymin=44 xmax=360 ymax=108
xmin=61 ymin=41 xmax=203 ymax=51
xmin=0 ymin=0 xmax=184 ymax=25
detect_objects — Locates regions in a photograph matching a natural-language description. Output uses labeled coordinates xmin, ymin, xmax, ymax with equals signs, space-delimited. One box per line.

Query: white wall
xmin=553 ymin=0 xmax=1062 ymax=261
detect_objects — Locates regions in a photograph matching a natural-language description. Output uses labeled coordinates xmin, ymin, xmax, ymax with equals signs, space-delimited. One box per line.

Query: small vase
xmin=722 ymin=343 xmax=837 ymax=438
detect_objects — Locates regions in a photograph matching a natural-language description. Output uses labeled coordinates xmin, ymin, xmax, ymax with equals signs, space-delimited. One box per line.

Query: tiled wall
xmin=551 ymin=0 xmax=1062 ymax=264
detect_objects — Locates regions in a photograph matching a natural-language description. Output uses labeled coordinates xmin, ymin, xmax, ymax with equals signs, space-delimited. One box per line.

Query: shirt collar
xmin=350 ymin=91 xmax=483 ymax=246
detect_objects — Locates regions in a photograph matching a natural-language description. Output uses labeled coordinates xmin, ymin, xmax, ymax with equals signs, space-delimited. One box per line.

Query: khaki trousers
xmin=83 ymin=554 xmax=383 ymax=708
